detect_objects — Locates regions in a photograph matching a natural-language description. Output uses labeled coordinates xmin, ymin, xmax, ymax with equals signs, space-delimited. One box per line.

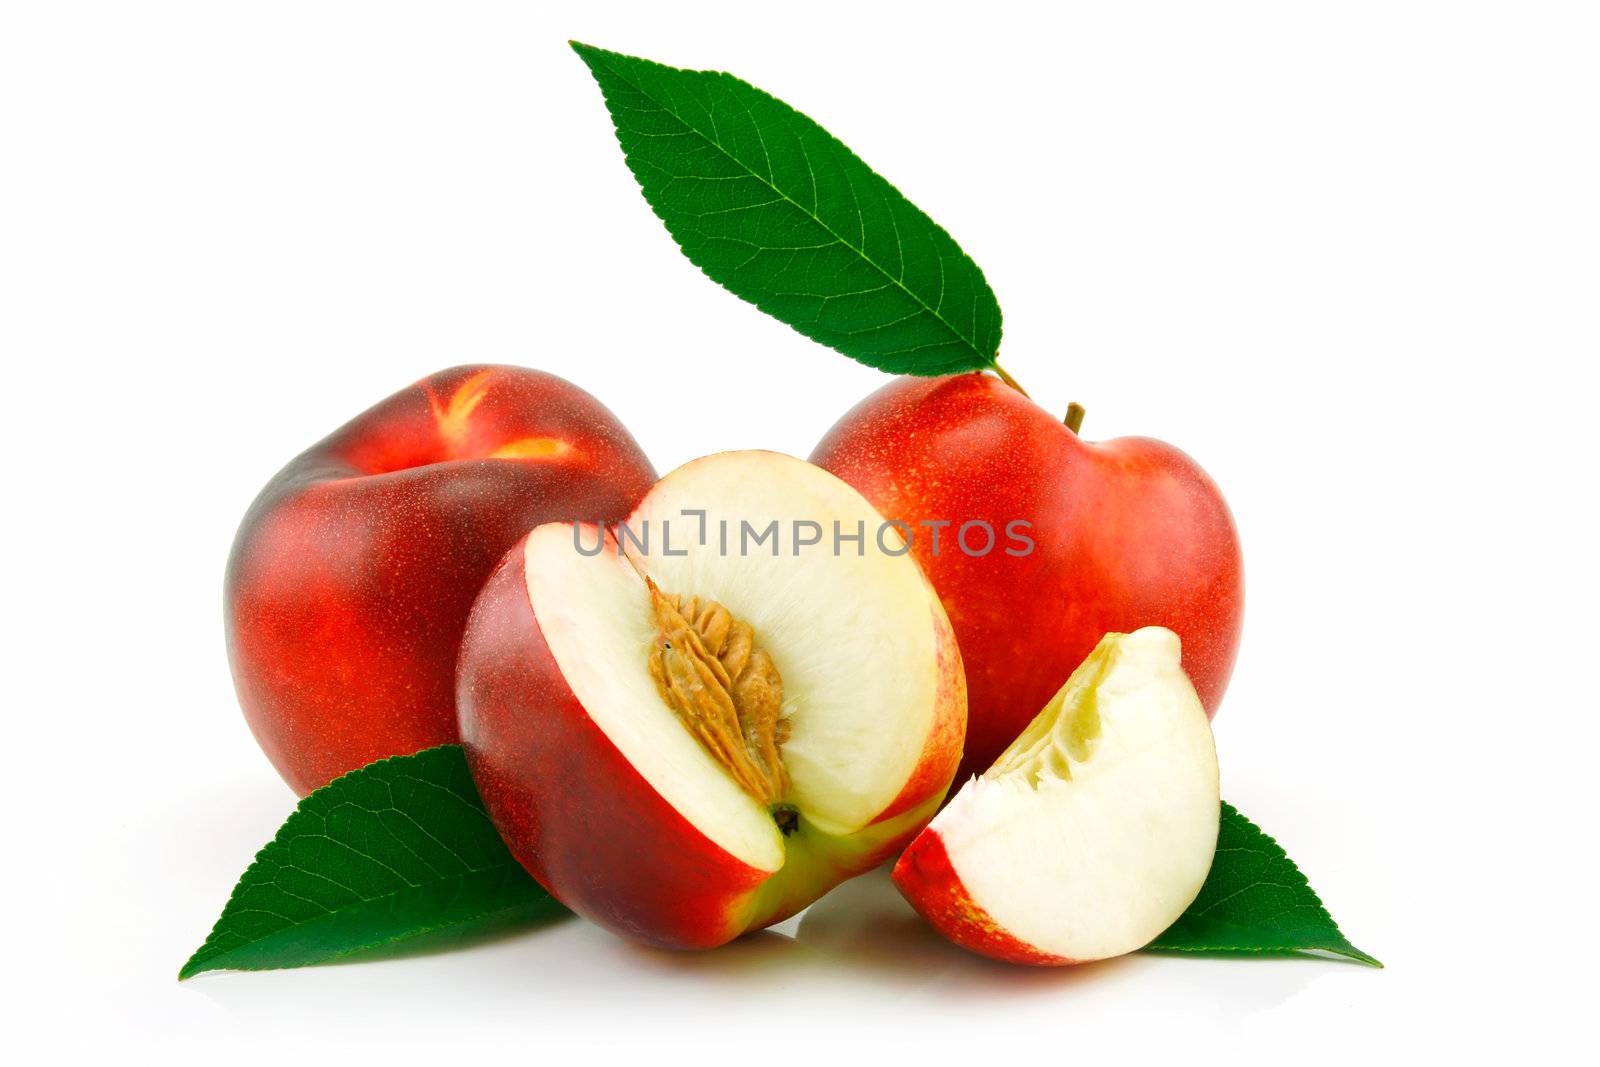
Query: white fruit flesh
xmin=523 ymin=450 xmax=951 ymax=872
xmin=932 ymin=627 xmax=1219 ymax=961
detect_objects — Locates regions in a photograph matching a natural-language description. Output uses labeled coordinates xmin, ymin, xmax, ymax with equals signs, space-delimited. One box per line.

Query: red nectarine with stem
xmin=812 ymin=372 xmax=1242 ymax=783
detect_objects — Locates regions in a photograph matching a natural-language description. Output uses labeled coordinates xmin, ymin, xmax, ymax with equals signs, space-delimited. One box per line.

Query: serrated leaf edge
xmin=1142 ymin=802 xmax=1383 ymax=968
xmin=178 ymin=890 xmax=556 ymax=979
xmin=569 ymin=40 xmax=1002 ymax=375
xmin=178 ymin=745 xmax=560 ymax=979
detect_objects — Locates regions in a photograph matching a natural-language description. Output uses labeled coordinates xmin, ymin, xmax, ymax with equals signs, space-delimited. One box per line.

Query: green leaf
xmin=1144 ymin=802 xmax=1382 ymax=967
xmin=571 ymin=41 xmax=1002 ymax=376
xmin=180 ymin=745 xmax=565 ymax=979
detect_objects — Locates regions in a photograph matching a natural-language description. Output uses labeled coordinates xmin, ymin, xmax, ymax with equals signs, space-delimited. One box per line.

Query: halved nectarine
xmin=458 ymin=451 xmax=966 ymax=949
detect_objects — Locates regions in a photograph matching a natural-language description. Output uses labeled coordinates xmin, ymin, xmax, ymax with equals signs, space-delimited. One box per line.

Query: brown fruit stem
xmin=991 ymin=362 xmax=1030 ymax=398
xmin=1064 ymin=402 xmax=1086 ymax=434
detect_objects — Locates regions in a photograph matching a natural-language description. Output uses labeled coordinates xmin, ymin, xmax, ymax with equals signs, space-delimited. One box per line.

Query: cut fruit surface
xmin=518 ymin=521 xmax=788 ymax=873
xmin=626 ymin=452 xmax=956 ymax=838
xmin=458 ymin=450 xmax=966 ymax=949
xmin=893 ymin=627 xmax=1219 ymax=965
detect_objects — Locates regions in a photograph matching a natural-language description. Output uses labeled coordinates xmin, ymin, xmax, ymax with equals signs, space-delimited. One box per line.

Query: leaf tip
xmin=568 ymin=40 xmax=606 ymax=66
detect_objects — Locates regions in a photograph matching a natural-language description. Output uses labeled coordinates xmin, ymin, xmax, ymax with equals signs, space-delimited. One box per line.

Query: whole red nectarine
xmin=226 ymin=364 xmax=656 ymax=795
xmin=811 ymin=373 xmax=1242 ymax=783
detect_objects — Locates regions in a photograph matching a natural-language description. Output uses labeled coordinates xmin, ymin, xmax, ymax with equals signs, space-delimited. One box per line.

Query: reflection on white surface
xmin=180 ymin=824 xmax=1326 ymax=1050
xmin=103 ymin=713 xmax=1368 ymax=1062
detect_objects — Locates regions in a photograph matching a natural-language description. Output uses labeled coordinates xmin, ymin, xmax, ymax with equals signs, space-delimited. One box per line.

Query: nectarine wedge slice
xmin=893 ymin=627 xmax=1220 ymax=965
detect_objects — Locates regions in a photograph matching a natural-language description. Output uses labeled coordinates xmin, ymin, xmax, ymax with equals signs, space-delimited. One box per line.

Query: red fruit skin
xmin=457 ymin=531 xmax=767 ymax=950
xmin=872 ymin=609 xmax=967 ymax=824
xmin=226 ymin=365 xmax=656 ymax=796
xmin=892 ymin=827 xmax=1073 ymax=966
xmin=812 ymin=373 xmax=1242 ymax=783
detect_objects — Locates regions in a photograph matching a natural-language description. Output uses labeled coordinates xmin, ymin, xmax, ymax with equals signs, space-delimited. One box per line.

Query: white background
xmin=3 ymin=1 xmax=1596 ymax=1061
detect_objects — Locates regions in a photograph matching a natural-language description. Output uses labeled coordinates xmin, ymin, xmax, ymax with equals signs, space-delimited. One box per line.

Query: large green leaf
xmin=180 ymin=745 xmax=564 ymax=979
xmin=1145 ymin=802 xmax=1381 ymax=967
xmin=572 ymin=42 xmax=1002 ymax=376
